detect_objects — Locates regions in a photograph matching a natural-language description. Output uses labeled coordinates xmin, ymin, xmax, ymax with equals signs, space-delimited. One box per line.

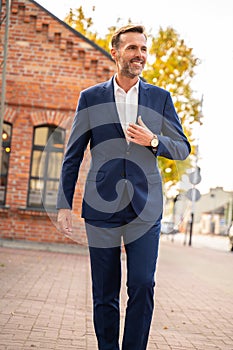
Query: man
xmin=57 ymin=24 xmax=190 ymax=350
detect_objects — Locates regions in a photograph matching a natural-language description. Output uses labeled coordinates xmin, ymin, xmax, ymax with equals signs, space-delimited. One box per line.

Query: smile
xmin=131 ymin=60 xmax=144 ymax=66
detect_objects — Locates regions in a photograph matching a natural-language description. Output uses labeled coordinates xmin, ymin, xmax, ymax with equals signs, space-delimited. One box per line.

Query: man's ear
xmin=110 ymin=47 xmax=116 ymax=61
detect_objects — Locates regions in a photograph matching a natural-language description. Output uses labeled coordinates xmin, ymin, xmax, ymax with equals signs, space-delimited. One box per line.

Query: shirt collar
xmin=113 ymin=74 xmax=139 ymax=94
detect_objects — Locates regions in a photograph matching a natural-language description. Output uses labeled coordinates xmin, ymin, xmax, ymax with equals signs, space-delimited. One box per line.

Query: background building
xmin=173 ymin=187 xmax=233 ymax=235
xmin=0 ymin=0 xmax=115 ymax=245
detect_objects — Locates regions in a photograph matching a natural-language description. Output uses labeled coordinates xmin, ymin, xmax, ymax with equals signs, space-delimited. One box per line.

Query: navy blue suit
xmin=57 ymin=77 xmax=190 ymax=349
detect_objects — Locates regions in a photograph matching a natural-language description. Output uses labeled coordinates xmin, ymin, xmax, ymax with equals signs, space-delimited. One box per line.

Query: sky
xmin=37 ymin=0 xmax=233 ymax=194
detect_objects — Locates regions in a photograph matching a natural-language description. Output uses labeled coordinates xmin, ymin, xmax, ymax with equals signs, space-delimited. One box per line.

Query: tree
xmin=142 ymin=27 xmax=202 ymax=187
xmin=64 ymin=7 xmax=202 ymax=188
xmin=64 ymin=6 xmax=94 ymax=36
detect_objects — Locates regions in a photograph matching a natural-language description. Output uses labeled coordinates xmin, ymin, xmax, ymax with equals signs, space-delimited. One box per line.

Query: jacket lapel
xmin=138 ymin=80 xmax=149 ymax=119
xmin=100 ymin=78 xmax=150 ymax=141
xmin=127 ymin=80 xmax=149 ymax=150
xmin=101 ymin=77 xmax=125 ymax=138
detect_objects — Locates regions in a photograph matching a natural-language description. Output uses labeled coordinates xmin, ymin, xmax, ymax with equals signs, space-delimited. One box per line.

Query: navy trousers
xmin=85 ymin=202 xmax=161 ymax=350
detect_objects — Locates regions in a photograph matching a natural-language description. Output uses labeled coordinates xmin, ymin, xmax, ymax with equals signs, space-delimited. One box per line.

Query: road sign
xmin=186 ymin=188 xmax=201 ymax=202
xmin=189 ymin=167 xmax=201 ymax=185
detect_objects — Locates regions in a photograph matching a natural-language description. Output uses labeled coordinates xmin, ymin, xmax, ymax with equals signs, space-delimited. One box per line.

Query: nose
xmin=136 ymin=47 xmax=146 ymax=59
xmin=136 ymin=48 xmax=143 ymax=57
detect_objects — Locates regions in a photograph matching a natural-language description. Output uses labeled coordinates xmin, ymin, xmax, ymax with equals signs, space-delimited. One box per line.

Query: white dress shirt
xmin=113 ymin=76 xmax=139 ymax=136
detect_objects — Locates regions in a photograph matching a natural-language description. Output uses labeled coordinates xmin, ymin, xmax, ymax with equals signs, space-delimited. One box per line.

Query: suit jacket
xmin=57 ymin=77 xmax=191 ymax=222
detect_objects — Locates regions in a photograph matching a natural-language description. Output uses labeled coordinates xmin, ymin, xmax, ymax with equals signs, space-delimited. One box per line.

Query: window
xmin=28 ymin=125 xmax=65 ymax=209
xmin=0 ymin=122 xmax=12 ymax=206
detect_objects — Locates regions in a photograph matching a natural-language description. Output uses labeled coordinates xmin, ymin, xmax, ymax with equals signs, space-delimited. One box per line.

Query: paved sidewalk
xmin=0 ymin=239 xmax=232 ymax=350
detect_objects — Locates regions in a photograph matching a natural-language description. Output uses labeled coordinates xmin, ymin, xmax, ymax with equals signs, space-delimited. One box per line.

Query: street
xmin=161 ymin=232 xmax=231 ymax=252
xmin=0 ymin=236 xmax=232 ymax=349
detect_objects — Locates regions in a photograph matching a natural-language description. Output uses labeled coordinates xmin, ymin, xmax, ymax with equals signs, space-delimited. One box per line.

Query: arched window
xmin=0 ymin=122 xmax=12 ymax=206
xmin=28 ymin=125 xmax=65 ymax=209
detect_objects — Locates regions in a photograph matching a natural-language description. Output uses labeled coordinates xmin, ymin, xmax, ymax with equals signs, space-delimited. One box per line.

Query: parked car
xmin=228 ymin=223 xmax=233 ymax=252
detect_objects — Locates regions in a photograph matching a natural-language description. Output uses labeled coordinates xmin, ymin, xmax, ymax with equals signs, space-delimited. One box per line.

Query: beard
xmin=119 ymin=59 xmax=145 ymax=78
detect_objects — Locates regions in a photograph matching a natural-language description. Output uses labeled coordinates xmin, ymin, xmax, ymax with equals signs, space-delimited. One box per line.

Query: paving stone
xmin=0 ymin=238 xmax=232 ymax=350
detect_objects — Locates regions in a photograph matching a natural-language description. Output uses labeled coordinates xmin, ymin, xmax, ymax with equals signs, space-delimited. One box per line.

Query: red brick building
xmin=0 ymin=0 xmax=115 ymax=245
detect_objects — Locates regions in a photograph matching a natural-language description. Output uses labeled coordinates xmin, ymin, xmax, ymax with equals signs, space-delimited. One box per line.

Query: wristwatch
xmin=150 ymin=134 xmax=159 ymax=148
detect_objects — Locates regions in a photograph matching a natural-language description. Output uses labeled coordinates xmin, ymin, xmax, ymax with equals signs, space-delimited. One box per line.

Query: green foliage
xmin=64 ymin=7 xmax=203 ymax=188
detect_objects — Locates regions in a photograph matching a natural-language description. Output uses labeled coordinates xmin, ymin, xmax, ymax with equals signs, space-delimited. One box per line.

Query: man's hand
xmin=126 ymin=116 xmax=154 ymax=146
xmin=57 ymin=209 xmax=72 ymax=236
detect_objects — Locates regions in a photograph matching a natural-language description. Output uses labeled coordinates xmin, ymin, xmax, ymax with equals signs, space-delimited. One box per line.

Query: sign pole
xmin=186 ymin=95 xmax=203 ymax=246
xmin=189 ymin=212 xmax=194 ymax=246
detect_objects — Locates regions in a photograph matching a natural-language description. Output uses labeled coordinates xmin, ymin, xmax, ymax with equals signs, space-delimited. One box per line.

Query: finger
xmin=66 ymin=212 xmax=72 ymax=230
xmin=58 ymin=217 xmax=68 ymax=233
xmin=137 ymin=116 xmax=147 ymax=129
xmin=58 ymin=211 xmax=72 ymax=234
xmin=128 ymin=128 xmax=147 ymax=140
xmin=126 ymin=128 xmax=135 ymax=136
xmin=128 ymin=123 xmax=138 ymax=130
xmin=127 ymin=124 xmax=143 ymax=135
xmin=126 ymin=136 xmax=137 ymax=144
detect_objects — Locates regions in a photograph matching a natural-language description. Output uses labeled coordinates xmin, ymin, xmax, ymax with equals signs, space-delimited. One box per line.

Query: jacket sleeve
xmin=56 ymin=92 xmax=91 ymax=209
xmin=156 ymin=92 xmax=191 ymax=160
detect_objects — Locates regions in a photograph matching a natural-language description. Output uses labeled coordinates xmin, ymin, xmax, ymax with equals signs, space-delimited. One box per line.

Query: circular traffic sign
xmin=189 ymin=168 xmax=201 ymax=185
xmin=186 ymin=188 xmax=201 ymax=202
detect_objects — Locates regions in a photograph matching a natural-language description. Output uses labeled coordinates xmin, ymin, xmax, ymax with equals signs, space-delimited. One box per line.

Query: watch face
xmin=151 ymin=137 xmax=158 ymax=147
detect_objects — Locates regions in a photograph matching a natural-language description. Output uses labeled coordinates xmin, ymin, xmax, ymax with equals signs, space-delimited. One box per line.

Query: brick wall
xmin=0 ymin=0 xmax=115 ymax=245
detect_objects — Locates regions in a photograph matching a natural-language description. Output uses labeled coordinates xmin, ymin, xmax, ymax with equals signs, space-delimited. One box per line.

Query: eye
xmin=128 ymin=45 xmax=136 ymax=50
